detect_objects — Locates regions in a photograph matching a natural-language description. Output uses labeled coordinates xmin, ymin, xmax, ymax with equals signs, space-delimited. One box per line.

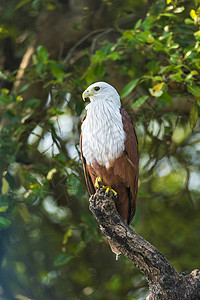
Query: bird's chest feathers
xmin=81 ymin=102 xmax=125 ymax=168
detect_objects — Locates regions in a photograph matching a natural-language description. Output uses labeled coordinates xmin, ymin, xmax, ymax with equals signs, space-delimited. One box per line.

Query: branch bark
xmin=89 ymin=190 xmax=200 ymax=300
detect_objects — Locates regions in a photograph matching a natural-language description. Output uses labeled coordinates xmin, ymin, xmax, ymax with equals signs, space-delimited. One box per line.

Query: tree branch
xmin=89 ymin=190 xmax=200 ymax=300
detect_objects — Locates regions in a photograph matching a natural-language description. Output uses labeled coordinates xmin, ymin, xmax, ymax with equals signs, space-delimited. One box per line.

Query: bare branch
xmin=89 ymin=190 xmax=200 ymax=300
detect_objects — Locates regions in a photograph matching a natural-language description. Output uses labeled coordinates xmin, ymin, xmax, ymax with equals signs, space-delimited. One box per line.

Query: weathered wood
xmin=89 ymin=190 xmax=200 ymax=300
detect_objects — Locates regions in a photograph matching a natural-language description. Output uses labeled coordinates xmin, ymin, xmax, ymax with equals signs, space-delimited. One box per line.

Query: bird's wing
xmin=80 ymin=117 xmax=96 ymax=196
xmin=120 ymin=108 xmax=139 ymax=223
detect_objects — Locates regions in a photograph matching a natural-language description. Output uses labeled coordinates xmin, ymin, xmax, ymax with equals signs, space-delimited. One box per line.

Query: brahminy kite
xmin=80 ymin=82 xmax=139 ymax=259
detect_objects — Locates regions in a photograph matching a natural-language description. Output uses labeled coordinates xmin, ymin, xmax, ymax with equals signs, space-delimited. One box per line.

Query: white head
xmin=82 ymin=82 xmax=121 ymax=107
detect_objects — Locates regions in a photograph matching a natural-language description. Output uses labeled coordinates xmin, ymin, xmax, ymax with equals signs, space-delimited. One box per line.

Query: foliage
xmin=0 ymin=0 xmax=200 ymax=299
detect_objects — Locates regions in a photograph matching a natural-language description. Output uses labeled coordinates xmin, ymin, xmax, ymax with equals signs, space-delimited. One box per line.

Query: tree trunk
xmin=89 ymin=190 xmax=200 ymax=300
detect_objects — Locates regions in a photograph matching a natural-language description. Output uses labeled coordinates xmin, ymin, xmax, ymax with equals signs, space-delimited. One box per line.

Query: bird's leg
xmin=94 ymin=177 xmax=118 ymax=198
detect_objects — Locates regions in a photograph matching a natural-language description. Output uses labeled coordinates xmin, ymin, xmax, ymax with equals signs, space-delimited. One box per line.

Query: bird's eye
xmin=94 ymin=86 xmax=100 ymax=91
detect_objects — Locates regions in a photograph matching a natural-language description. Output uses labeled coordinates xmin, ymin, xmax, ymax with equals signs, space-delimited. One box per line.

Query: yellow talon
xmin=105 ymin=187 xmax=118 ymax=198
xmin=95 ymin=177 xmax=118 ymax=198
xmin=95 ymin=176 xmax=103 ymax=189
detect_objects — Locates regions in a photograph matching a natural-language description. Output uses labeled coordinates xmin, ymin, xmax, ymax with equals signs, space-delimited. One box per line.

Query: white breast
xmin=81 ymin=100 xmax=126 ymax=168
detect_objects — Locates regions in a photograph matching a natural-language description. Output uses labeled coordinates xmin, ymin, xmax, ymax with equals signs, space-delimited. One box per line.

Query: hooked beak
xmin=82 ymin=90 xmax=93 ymax=101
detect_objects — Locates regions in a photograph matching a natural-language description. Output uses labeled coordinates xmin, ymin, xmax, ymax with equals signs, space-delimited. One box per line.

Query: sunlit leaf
xmin=159 ymin=13 xmax=178 ymax=20
xmin=0 ymin=206 xmax=8 ymax=212
xmin=174 ymin=7 xmax=184 ymax=14
xmin=47 ymin=168 xmax=57 ymax=180
xmin=123 ymin=30 xmax=134 ymax=40
xmin=2 ymin=178 xmax=9 ymax=195
xmin=169 ymin=43 xmax=179 ymax=49
xmin=16 ymin=95 xmax=23 ymax=102
xmin=0 ymin=27 xmax=9 ymax=34
xmin=189 ymin=102 xmax=198 ymax=129
xmin=190 ymin=9 xmax=197 ymax=20
xmin=1 ymin=88 xmax=9 ymax=94
xmin=190 ymin=70 xmax=198 ymax=76
xmin=120 ymin=78 xmax=140 ymax=99
xmin=63 ymin=228 xmax=72 ymax=245
xmin=134 ymin=19 xmax=142 ymax=29
xmin=146 ymin=35 xmax=154 ymax=43
xmin=185 ymin=18 xmax=195 ymax=25
xmin=149 ymin=82 xmax=165 ymax=97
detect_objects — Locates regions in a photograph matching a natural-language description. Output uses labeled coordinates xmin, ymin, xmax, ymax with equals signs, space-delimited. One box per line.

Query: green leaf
xmin=81 ymin=230 xmax=92 ymax=243
xmin=107 ymin=52 xmax=121 ymax=60
xmin=159 ymin=92 xmax=173 ymax=105
xmin=134 ymin=19 xmax=142 ymax=29
xmin=16 ymin=0 xmax=31 ymax=9
xmin=159 ymin=13 xmax=178 ymax=20
xmin=131 ymin=95 xmax=148 ymax=109
xmin=66 ymin=173 xmax=80 ymax=196
xmin=0 ymin=27 xmax=9 ymax=35
xmin=146 ymin=35 xmax=155 ymax=43
xmin=120 ymin=78 xmax=140 ymax=99
xmin=37 ymin=45 xmax=48 ymax=62
xmin=185 ymin=18 xmax=195 ymax=25
xmin=0 ymin=94 xmax=14 ymax=104
xmin=50 ymin=66 xmax=66 ymax=83
xmin=187 ymin=84 xmax=200 ymax=97
xmin=2 ymin=178 xmax=9 ymax=195
xmin=138 ymin=191 xmax=151 ymax=198
xmin=62 ymin=228 xmax=72 ymax=245
xmin=18 ymin=83 xmax=31 ymax=94
xmin=92 ymin=50 xmax=105 ymax=64
xmin=170 ymin=73 xmax=184 ymax=82
xmin=0 ymin=217 xmax=11 ymax=228
xmin=17 ymin=204 xmax=30 ymax=224
xmin=189 ymin=102 xmax=198 ymax=129
xmin=123 ymin=30 xmax=134 ymax=40
xmin=54 ymin=254 xmax=73 ymax=266
xmin=24 ymin=99 xmax=41 ymax=109
xmin=0 ymin=206 xmax=8 ymax=212
xmin=50 ymin=107 xmax=64 ymax=116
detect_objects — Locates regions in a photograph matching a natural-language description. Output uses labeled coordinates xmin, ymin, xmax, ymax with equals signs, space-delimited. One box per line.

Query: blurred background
xmin=0 ymin=0 xmax=200 ymax=299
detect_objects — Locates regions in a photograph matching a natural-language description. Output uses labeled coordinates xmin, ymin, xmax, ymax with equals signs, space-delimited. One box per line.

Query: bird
xmin=80 ymin=81 xmax=139 ymax=259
